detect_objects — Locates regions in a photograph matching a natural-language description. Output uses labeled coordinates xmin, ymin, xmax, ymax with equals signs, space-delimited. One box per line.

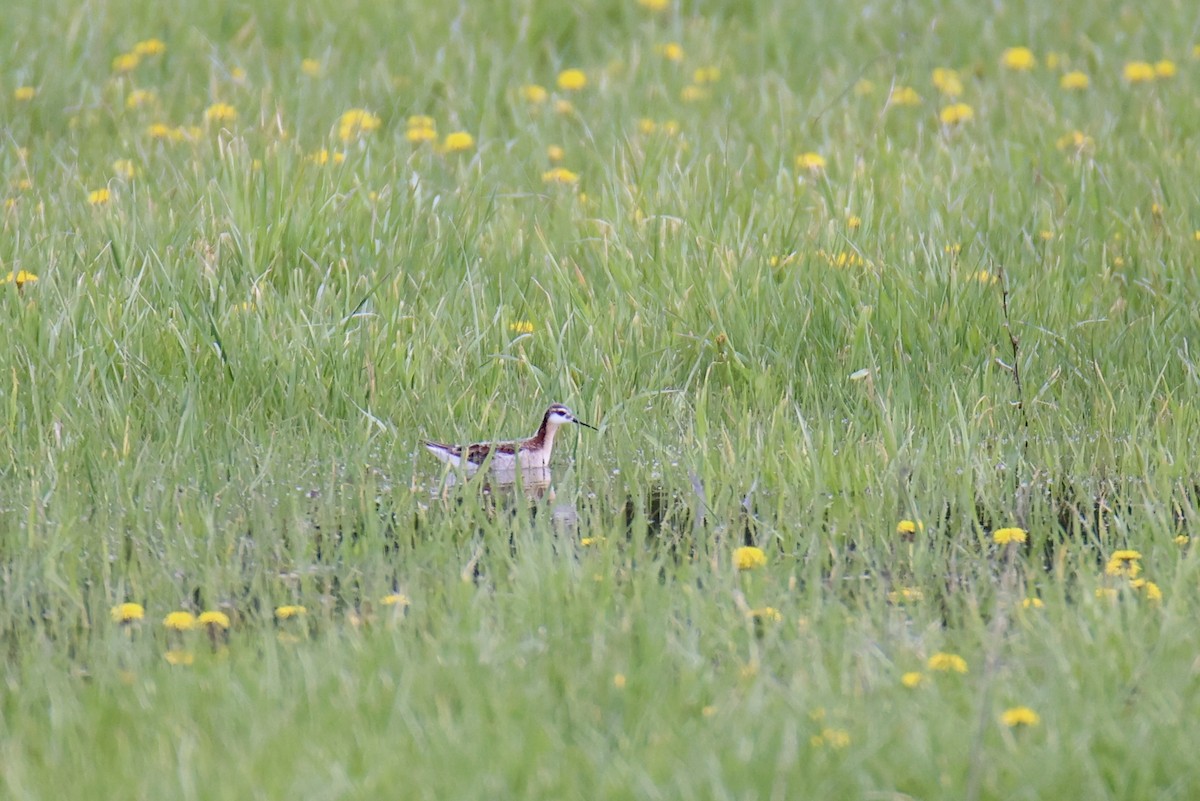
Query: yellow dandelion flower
xmin=520 ymin=84 xmax=548 ymax=103
xmin=88 ymin=188 xmax=111 ymax=205
xmin=887 ymin=587 xmax=924 ymax=603
xmin=337 ymin=108 xmax=381 ymax=142
xmin=932 ymin=67 xmax=963 ymax=96
xmin=1000 ymin=706 xmax=1040 ymax=727
xmin=14 ymin=86 xmax=36 ymax=101
xmin=970 ymin=270 xmax=998 ymax=284
xmin=1096 ymin=587 xmax=1119 ymax=602
xmin=1175 ymin=534 xmax=1189 ymax=546
xmin=308 ymin=149 xmax=345 ymax=165
xmin=275 ymin=604 xmax=306 ymax=619
xmin=1130 ymin=579 xmax=1163 ymax=603
xmin=1 ymin=270 xmax=39 ymax=287
xmin=1154 ymin=60 xmax=1177 ymax=79
xmin=1194 ymin=44 xmax=1200 ymax=60
xmin=637 ymin=0 xmax=669 ymax=10
xmin=638 ymin=118 xmax=658 ymax=135
xmin=508 ymin=320 xmax=535 ymax=334
xmin=1105 ymin=550 xmax=1142 ymax=577
xmin=15 ymin=179 xmax=31 ymax=191
xmin=847 ymin=215 xmax=862 ymax=229
xmin=733 ymin=546 xmax=767 ymax=571
xmin=613 ymin=673 xmax=627 ymax=688
xmin=1056 ymin=130 xmax=1095 ymax=153
xmin=442 ymin=131 xmax=475 ymax=152
xmin=888 ymin=85 xmax=922 ymax=106
xmin=381 ymin=594 xmax=410 ymax=607
xmin=1060 ymin=71 xmax=1089 ymax=90
xmin=693 ymin=66 xmax=720 ymax=84
xmin=125 ymin=89 xmax=156 ymax=109
xmin=112 ymin=52 xmax=141 ymax=73
xmin=146 ymin=122 xmax=177 ymax=140
xmin=546 ymin=144 xmax=565 ymax=162
xmin=680 ymin=85 xmax=708 ymax=102
xmin=901 ymin=672 xmax=923 ymax=688
xmin=993 ymin=527 xmax=1027 ymax=545
xmin=204 ymin=102 xmax=237 ymax=123
xmin=580 ymin=536 xmax=606 ymax=546
xmin=657 ymin=42 xmax=684 ymax=62
xmin=553 ymin=98 xmax=575 ymax=115
xmin=164 ymin=649 xmax=195 ymax=666
xmin=301 ymin=58 xmax=322 ymax=77
xmin=795 ymin=152 xmax=826 ymax=171
xmin=406 ymin=125 xmax=437 ymax=143
xmin=701 ymin=705 xmax=716 ymax=717
xmin=927 ymin=652 xmax=968 ymax=673
xmin=1000 ymin=47 xmax=1036 ymax=71
xmin=229 ymin=67 xmax=247 ymax=84
xmin=748 ymin=606 xmax=782 ymax=623
xmin=112 ymin=159 xmax=136 ymax=179
xmin=163 ymin=611 xmax=195 ymax=631
xmin=542 ymin=167 xmax=579 ymax=184
xmin=1123 ymin=61 xmax=1156 ymax=83
xmin=939 ymin=103 xmax=974 ymax=125
xmin=853 ymin=78 xmax=875 ymax=96
xmin=896 ymin=519 xmax=918 ymax=535
xmin=198 ymin=611 xmax=231 ymax=629
xmin=133 ymin=39 xmax=166 ymax=57
xmin=1022 ymin=597 xmax=1045 ymax=609
xmin=556 ymin=69 xmax=587 ymax=91
xmin=110 ymin=602 xmax=145 ymax=623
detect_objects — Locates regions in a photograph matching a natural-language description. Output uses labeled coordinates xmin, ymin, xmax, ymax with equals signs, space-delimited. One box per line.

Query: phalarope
xmin=423 ymin=403 xmax=597 ymax=471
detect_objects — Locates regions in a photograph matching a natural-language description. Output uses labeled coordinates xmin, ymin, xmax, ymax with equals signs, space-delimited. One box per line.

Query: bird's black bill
xmin=574 ymin=419 xmax=598 ymax=431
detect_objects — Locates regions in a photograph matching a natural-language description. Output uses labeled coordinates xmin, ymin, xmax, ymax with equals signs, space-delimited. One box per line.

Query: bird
xmin=423 ymin=403 xmax=597 ymax=471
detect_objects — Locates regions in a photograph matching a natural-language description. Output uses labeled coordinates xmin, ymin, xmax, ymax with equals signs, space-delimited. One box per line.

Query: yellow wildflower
xmin=693 ymin=67 xmax=720 ymax=84
xmin=2 ymin=270 xmax=38 ymax=287
xmin=613 ymin=673 xmax=627 ymax=688
xmin=112 ymin=52 xmax=141 ymax=73
xmin=556 ymin=69 xmax=587 ymax=91
xmin=509 ymin=320 xmax=535 ymax=334
xmin=747 ymin=607 xmax=782 ymax=623
xmin=847 ymin=215 xmax=862 ymax=229
xmin=939 ymin=103 xmax=974 ymax=125
xmin=301 ymin=58 xmax=322 ymax=77
xmin=657 ymin=42 xmax=684 ymax=62
xmin=993 ymin=527 xmax=1027 ymax=545
xmin=680 ymin=85 xmax=708 ymax=102
xmin=442 ymin=131 xmax=475 ymax=152
xmin=147 ymin=122 xmax=179 ymax=140
xmin=1175 ymin=535 xmax=1189 ymax=546
xmin=811 ymin=728 xmax=851 ymax=749
xmin=406 ymin=124 xmax=437 ymax=143
xmin=795 ymin=152 xmax=826 ymax=172
xmin=337 ymin=108 xmax=381 ymax=142
xmin=896 ymin=519 xmax=918 ymax=535
xmin=204 ymin=102 xmax=237 ymax=123
xmin=1154 ymin=60 xmax=1177 ymax=79
xmin=308 ymin=149 xmax=345 ymax=165
xmin=888 ymin=86 xmax=922 ymax=106
xmin=887 ymin=587 xmax=924 ymax=603
xmin=1022 ymin=597 xmax=1045 ymax=609
xmin=1000 ymin=706 xmax=1040 ymax=727
xmin=901 ymin=672 xmax=923 ymax=688
xmin=733 ymin=546 xmax=767 ymax=571
xmin=381 ymin=594 xmax=410 ymax=607
xmin=927 ymin=652 xmax=968 ymax=673
xmin=542 ymin=167 xmax=579 ymax=184
xmin=1123 ymin=61 xmax=1156 ymax=83
xmin=163 ymin=611 xmax=195 ymax=631
xmin=520 ymin=84 xmax=548 ymax=103
xmin=1105 ymin=550 xmax=1142 ymax=578
xmin=133 ymin=39 xmax=166 ymax=56
xmin=164 ymin=649 xmax=195 ymax=666
xmin=932 ymin=67 xmax=963 ymax=96
xmin=275 ymin=605 xmax=306 ymax=619
xmin=125 ymin=89 xmax=156 ymax=109
xmin=553 ymin=99 xmax=575 ymax=115
xmin=88 ymin=188 xmax=111 ymax=205
xmin=637 ymin=0 xmax=669 ymax=10
xmin=111 ymin=603 xmax=145 ymax=623
xmin=1000 ymin=47 xmax=1036 ymax=71
xmin=14 ymin=86 xmax=36 ymax=101
xmin=1060 ymin=71 xmax=1089 ymax=90
xmin=198 ymin=611 xmax=231 ymax=629
xmin=547 ymin=144 xmax=564 ymax=162
xmin=112 ymin=159 xmax=136 ymax=179
xmin=1056 ymin=130 xmax=1095 ymax=154
xmin=1096 ymin=587 xmax=1119 ymax=602
xmin=1130 ymin=579 xmax=1163 ymax=603
xmin=580 ymin=536 xmax=606 ymax=546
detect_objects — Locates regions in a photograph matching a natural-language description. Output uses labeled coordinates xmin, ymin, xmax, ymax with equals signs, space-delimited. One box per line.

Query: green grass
xmin=3 ymin=0 xmax=1200 ymax=797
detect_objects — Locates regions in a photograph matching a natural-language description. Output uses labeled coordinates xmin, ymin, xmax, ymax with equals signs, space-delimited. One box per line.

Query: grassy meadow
xmin=3 ymin=0 xmax=1200 ymax=797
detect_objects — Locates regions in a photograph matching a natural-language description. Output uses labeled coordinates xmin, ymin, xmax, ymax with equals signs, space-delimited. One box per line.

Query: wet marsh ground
xmin=3 ymin=0 xmax=1200 ymax=798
